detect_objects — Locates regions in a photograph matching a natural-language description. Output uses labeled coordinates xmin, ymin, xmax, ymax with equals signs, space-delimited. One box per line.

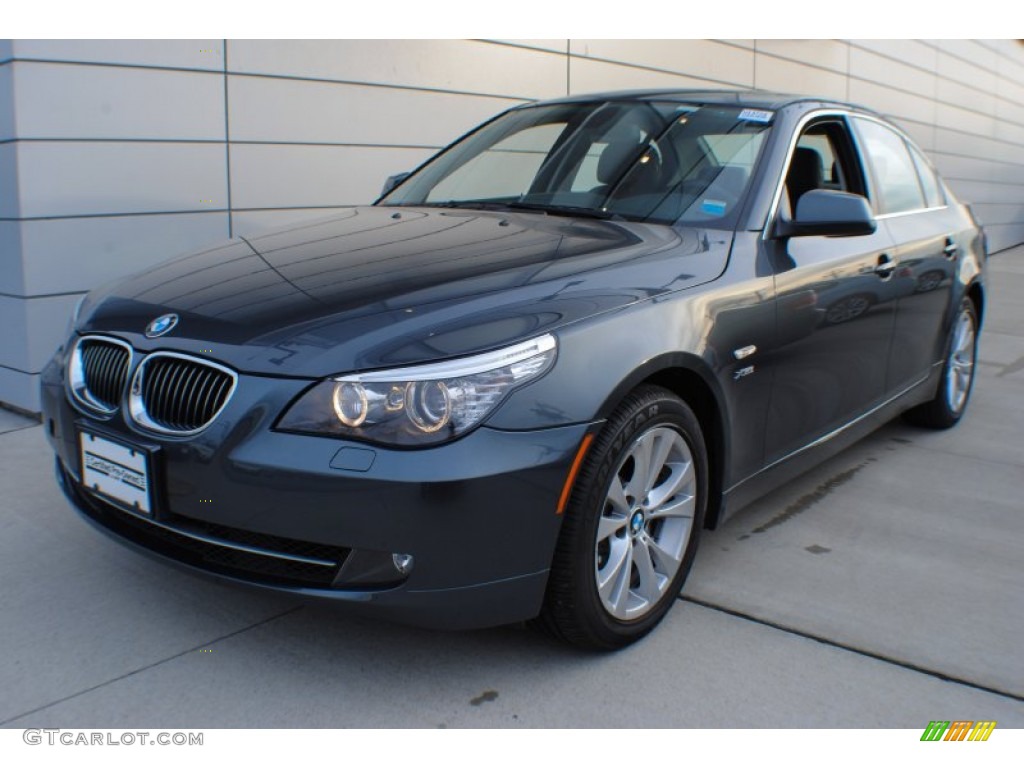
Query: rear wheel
xmin=538 ymin=385 xmax=707 ymax=650
xmin=904 ymin=297 xmax=978 ymax=429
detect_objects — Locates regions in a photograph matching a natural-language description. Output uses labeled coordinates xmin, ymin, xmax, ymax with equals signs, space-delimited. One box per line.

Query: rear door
xmin=762 ymin=115 xmax=899 ymax=464
xmin=851 ymin=116 xmax=958 ymax=393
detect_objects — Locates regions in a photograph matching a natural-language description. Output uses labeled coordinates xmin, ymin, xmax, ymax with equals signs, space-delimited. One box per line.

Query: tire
xmin=904 ymin=297 xmax=978 ymax=429
xmin=538 ymin=385 xmax=708 ymax=650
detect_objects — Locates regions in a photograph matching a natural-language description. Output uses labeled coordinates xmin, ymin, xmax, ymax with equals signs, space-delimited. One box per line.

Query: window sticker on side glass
xmin=738 ymin=109 xmax=774 ymax=123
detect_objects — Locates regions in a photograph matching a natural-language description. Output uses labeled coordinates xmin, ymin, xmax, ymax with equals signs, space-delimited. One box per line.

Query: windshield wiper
xmin=412 ymin=200 xmax=515 ymax=211
xmin=504 ymin=202 xmax=623 ymax=221
xmin=407 ymin=200 xmax=624 ymax=221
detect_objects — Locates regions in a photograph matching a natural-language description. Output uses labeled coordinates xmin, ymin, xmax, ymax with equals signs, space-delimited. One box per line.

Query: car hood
xmin=80 ymin=206 xmax=731 ymax=377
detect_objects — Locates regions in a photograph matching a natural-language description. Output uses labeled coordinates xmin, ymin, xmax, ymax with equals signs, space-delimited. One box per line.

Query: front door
xmin=762 ymin=116 xmax=900 ymax=464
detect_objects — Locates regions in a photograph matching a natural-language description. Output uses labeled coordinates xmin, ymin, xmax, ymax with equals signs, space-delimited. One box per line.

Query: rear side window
xmin=853 ymin=117 xmax=926 ymax=214
xmin=908 ymin=144 xmax=946 ymax=209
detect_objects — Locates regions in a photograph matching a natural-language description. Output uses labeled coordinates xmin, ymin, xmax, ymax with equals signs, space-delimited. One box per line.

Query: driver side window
xmin=782 ymin=119 xmax=866 ymax=217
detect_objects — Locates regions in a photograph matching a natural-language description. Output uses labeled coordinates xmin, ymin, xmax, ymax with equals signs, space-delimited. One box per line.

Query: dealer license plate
xmin=78 ymin=431 xmax=152 ymax=515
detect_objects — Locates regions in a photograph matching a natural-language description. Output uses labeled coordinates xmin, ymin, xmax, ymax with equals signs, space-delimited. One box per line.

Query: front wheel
xmin=538 ymin=385 xmax=708 ymax=650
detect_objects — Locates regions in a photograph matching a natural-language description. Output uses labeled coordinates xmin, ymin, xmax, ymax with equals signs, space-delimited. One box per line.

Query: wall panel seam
xmin=1 ymin=210 xmax=230 ymax=222
xmin=2 ymin=57 xmax=221 ymax=75
xmin=4 ymin=57 xmax=536 ymax=103
xmin=882 ymin=115 xmax=1024 ymax=150
xmin=929 ymin=149 xmax=1024 ymax=170
xmin=748 ymin=45 xmax=851 ymax=78
xmin=474 ymin=39 xmax=575 ymax=57
xmin=565 ymin=52 xmax=750 ymax=89
xmin=223 ymin=39 xmax=233 ymax=238
xmin=1 ymin=138 xmax=444 ymax=149
xmin=845 ymin=40 xmax=1024 ymax=104
xmin=565 ymin=39 xmax=570 ymax=96
xmin=227 ymin=70 xmax=533 ymax=102
xmin=0 ymin=362 xmax=39 ymax=376
xmin=944 ymin=176 xmax=1024 ymax=188
xmin=916 ymin=39 xmax=1022 ymax=80
xmin=974 ymin=39 xmax=1024 ymax=61
xmin=0 ymin=289 xmax=86 ymax=300
xmin=847 ymin=74 xmax=1024 ymax=130
xmin=1 ymin=205 xmax=354 ymax=223
xmin=844 ymin=40 xmax=939 ymax=77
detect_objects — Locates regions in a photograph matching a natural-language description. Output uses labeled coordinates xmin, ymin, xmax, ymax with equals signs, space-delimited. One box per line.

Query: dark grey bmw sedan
xmin=40 ymin=90 xmax=985 ymax=649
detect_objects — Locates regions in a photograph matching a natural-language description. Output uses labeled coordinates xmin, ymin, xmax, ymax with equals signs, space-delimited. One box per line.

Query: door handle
xmin=943 ymin=237 xmax=959 ymax=259
xmin=874 ymin=254 xmax=897 ymax=278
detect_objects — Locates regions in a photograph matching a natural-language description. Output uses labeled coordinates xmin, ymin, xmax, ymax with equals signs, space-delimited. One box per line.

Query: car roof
xmin=524 ymin=89 xmax=879 ymax=115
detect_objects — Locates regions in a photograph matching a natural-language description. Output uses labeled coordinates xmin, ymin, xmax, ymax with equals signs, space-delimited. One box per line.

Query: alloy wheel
xmin=594 ymin=426 xmax=696 ymax=621
xmin=945 ymin=307 xmax=976 ymax=415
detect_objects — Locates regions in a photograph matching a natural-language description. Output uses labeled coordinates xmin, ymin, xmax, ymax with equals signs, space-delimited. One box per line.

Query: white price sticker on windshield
xmin=738 ymin=109 xmax=774 ymax=123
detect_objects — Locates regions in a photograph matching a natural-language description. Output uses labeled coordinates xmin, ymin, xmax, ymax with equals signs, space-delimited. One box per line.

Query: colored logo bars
xmin=920 ymin=721 xmax=996 ymax=741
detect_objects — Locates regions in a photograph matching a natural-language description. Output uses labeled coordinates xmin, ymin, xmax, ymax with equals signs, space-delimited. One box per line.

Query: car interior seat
xmin=786 ymin=146 xmax=824 ymax=211
xmin=591 ymin=138 xmax=647 ymax=199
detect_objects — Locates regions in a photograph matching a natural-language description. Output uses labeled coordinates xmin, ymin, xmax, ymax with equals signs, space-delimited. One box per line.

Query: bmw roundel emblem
xmin=145 ymin=313 xmax=179 ymax=338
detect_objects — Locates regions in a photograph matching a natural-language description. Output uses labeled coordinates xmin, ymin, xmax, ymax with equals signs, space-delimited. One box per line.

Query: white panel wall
xmin=1 ymin=38 xmax=1023 ymax=412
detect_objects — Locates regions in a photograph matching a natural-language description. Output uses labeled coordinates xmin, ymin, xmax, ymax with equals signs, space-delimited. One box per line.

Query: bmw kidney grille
xmin=128 ymin=353 xmax=236 ymax=435
xmin=69 ymin=336 xmax=133 ymax=414
xmin=69 ymin=337 xmax=236 ymax=434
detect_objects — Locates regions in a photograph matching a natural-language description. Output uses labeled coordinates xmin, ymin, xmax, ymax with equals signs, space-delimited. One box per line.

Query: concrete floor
xmin=1 ymin=248 xmax=1022 ymax=728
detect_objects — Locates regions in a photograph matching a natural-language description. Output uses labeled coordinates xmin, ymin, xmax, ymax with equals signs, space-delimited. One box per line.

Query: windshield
xmin=378 ymin=100 xmax=773 ymax=226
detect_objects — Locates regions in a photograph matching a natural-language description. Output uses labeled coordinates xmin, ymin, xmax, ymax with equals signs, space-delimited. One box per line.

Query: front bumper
xmin=40 ymin=350 xmax=594 ymax=630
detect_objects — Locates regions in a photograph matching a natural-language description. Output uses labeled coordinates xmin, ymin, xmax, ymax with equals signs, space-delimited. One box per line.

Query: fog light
xmin=392 ymin=553 xmax=414 ymax=575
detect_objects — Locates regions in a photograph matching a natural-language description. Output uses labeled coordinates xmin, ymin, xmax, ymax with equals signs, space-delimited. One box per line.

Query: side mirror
xmin=380 ymin=171 xmax=411 ymax=197
xmin=778 ymin=189 xmax=877 ymax=238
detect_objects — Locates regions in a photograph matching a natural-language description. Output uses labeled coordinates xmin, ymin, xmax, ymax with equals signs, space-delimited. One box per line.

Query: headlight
xmin=277 ymin=334 xmax=557 ymax=447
